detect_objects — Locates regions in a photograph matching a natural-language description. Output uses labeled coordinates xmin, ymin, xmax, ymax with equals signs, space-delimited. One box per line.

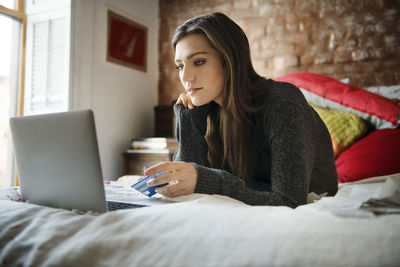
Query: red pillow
xmin=276 ymin=72 xmax=400 ymax=130
xmin=335 ymin=129 xmax=400 ymax=183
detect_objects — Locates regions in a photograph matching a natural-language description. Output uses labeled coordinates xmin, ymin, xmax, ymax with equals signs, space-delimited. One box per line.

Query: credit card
xmin=131 ymin=172 xmax=168 ymax=197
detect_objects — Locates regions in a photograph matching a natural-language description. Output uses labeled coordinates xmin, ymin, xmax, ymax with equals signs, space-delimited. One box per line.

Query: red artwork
xmin=107 ymin=10 xmax=147 ymax=72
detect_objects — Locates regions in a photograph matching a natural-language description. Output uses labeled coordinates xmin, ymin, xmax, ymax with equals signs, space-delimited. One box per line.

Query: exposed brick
xmin=252 ymin=59 xmax=268 ymax=72
xmin=394 ymin=71 xmax=400 ymax=84
xmin=334 ymin=51 xmax=352 ymax=64
xmin=233 ymin=0 xmax=252 ymax=10
xmin=158 ymin=0 xmax=400 ymax=104
xmin=272 ymin=55 xmax=299 ymax=69
xmin=266 ymin=16 xmax=286 ymax=34
xmin=375 ymin=70 xmax=395 ymax=86
xmin=315 ymin=52 xmax=334 ymax=65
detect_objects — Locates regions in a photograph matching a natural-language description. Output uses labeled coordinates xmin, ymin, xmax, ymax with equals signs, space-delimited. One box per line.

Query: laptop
xmin=9 ymin=109 xmax=173 ymax=212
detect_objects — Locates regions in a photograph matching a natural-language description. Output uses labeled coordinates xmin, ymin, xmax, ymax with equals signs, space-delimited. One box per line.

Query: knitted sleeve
xmin=173 ymin=103 xmax=210 ymax=166
xmin=173 ymin=102 xmax=317 ymax=208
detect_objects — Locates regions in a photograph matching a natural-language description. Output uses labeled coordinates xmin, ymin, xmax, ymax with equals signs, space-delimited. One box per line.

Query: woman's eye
xmin=194 ymin=59 xmax=205 ymax=66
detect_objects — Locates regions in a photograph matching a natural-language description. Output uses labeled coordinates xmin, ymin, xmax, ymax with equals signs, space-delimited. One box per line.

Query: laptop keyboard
xmin=107 ymin=201 xmax=146 ymax=211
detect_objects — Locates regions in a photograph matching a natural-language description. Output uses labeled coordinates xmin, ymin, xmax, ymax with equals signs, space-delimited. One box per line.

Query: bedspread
xmin=1 ymin=175 xmax=400 ymax=267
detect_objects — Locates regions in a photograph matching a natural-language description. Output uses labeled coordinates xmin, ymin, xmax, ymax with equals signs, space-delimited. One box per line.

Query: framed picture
xmin=106 ymin=9 xmax=147 ymax=72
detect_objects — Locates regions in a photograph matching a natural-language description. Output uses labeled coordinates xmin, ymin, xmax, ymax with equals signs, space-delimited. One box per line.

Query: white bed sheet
xmin=1 ymin=174 xmax=400 ymax=267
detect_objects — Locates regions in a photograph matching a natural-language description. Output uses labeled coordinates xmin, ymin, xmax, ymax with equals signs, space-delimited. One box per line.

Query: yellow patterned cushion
xmin=310 ymin=104 xmax=368 ymax=158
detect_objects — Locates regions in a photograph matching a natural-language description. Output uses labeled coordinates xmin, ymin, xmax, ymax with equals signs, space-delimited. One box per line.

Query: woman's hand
xmin=144 ymin=161 xmax=197 ymax=197
xmin=177 ymin=93 xmax=194 ymax=110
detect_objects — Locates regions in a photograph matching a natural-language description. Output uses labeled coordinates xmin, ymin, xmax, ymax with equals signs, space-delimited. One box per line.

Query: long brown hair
xmin=172 ymin=13 xmax=268 ymax=181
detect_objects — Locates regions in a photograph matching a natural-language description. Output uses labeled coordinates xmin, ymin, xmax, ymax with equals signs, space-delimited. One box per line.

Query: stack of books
xmin=127 ymin=137 xmax=178 ymax=154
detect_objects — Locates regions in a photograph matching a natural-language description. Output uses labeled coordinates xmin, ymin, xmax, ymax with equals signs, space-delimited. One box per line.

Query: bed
xmin=1 ymin=174 xmax=400 ymax=266
xmin=1 ymin=72 xmax=400 ymax=266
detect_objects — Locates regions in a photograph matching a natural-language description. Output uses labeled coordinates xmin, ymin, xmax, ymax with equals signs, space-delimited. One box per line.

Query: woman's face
xmin=174 ymin=34 xmax=225 ymax=106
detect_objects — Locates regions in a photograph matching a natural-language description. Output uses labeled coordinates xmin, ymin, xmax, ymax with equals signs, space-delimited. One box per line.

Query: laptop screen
xmin=9 ymin=110 xmax=108 ymax=212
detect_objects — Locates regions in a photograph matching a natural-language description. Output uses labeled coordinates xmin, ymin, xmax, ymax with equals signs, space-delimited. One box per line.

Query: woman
xmin=145 ymin=12 xmax=337 ymax=208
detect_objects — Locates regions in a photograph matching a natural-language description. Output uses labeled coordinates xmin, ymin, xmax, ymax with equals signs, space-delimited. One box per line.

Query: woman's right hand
xmin=176 ymin=93 xmax=194 ymax=110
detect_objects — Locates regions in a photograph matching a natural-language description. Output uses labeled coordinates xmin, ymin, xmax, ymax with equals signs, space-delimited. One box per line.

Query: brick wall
xmin=158 ymin=0 xmax=400 ymax=105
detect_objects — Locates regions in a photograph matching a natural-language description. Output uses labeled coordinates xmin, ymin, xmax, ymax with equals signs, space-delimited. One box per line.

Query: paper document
xmin=306 ymin=173 xmax=400 ymax=217
xmin=360 ymin=175 xmax=400 ymax=214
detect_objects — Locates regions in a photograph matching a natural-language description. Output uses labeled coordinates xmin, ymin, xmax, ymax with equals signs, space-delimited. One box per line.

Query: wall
xmin=158 ymin=0 xmax=400 ymax=105
xmin=71 ymin=0 xmax=159 ymax=180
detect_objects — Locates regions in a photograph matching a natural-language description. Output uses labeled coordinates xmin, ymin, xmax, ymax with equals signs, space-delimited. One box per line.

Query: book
xmin=166 ymin=137 xmax=179 ymax=149
xmin=126 ymin=149 xmax=170 ymax=154
xmin=131 ymin=138 xmax=167 ymax=149
xmin=130 ymin=137 xmax=178 ymax=150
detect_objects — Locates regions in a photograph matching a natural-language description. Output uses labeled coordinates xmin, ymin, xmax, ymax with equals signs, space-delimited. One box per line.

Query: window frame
xmin=0 ymin=0 xmax=26 ymax=186
xmin=23 ymin=6 xmax=71 ymax=115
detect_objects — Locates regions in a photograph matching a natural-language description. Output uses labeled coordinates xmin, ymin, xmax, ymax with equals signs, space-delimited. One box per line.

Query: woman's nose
xmin=181 ymin=66 xmax=195 ymax=84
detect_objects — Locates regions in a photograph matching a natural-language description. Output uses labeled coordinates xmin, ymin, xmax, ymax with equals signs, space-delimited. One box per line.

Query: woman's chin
xmin=189 ymin=99 xmax=201 ymax=106
xmin=190 ymin=98 xmax=210 ymax=107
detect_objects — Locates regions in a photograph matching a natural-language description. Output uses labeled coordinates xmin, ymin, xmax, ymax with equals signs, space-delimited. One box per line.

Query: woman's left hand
xmin=144 ymin=161 xmax=197 ymax=197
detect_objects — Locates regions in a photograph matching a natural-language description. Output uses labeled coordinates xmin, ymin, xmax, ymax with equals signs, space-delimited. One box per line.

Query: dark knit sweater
xmin=173 ymin=80 xmax=338 ymax=208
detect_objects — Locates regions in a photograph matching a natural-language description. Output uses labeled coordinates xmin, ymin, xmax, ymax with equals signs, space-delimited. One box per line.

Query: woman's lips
xmin=187 ymin=87 xmax=203 ymax=95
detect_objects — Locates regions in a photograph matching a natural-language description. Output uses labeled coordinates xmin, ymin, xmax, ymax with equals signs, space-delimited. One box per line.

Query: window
xmin=24 ymin=0 xmax=71 ymax=115
xmin=0 ymin=1 xmax=25 ymax=187
xmin=0 ymin=0 xmax=16 ymax=9
xmin=0 ymin=0 xmax=71 ymax=187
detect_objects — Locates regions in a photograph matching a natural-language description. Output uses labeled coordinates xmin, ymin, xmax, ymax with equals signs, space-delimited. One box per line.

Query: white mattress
xmin=1 ymin=174 xmax=399 ymax=266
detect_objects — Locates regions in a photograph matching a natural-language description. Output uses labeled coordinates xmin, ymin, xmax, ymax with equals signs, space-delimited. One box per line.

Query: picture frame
xmin=106 ymin=9 xmax=147 ymax=72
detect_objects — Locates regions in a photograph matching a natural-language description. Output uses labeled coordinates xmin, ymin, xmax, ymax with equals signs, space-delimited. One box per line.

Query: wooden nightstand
xmin=122 ymin=149 xmax=177 ymax=175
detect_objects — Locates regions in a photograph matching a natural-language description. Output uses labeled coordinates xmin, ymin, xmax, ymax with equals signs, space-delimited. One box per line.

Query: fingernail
xmin=147 ymin=179 xmax=154 ymax=186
